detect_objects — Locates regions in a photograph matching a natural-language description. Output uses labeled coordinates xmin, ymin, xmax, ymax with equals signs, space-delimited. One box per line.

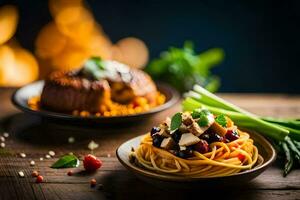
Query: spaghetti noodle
xmin=130 ymin=110 xmax=259 ymax=178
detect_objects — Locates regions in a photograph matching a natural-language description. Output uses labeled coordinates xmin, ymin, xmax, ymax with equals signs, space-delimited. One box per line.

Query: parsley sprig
xmin=146 ymin=41 xmax=224 ymax=93
xmin=215 ymin=114 xmax=227 ymax=127
xmin=191 ymin=108 xmax=212 ymax=127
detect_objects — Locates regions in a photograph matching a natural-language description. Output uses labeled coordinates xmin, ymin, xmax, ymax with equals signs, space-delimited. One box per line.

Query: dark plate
xmin=116 ymin=130 xmax=276 ymax=188
xmin=11 ymin=80 xmax=179 ymax=124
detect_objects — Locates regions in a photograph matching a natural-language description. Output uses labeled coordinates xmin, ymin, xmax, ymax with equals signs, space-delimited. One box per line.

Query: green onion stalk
xmin=182 ymin=84 xmax=300 ymax=176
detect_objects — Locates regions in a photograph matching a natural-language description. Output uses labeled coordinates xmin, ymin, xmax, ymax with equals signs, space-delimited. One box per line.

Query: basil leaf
xmin=170 ymin=112 xmax=182 ymax=131
xmin=51 ymin=154 xmax=80 ymax=168
xmin=215 ymin=114 xmax=227 ymax=127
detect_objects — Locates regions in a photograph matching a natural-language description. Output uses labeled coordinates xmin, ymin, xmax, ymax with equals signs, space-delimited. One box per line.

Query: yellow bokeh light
xmin=35 ymin=22 xmax=67 ymax=59
xmin=0 ymin=5 xmax=18 ymax=45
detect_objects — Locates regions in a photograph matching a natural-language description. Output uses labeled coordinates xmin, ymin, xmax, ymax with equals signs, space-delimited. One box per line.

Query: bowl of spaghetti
xmin=117 ymin=109 xmax=275 ymax=187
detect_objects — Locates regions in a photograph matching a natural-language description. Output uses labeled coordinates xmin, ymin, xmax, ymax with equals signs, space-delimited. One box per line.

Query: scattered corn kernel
xmin=48 ymin=151 xmax=55 ymax=157
xmin=3 ymin=132 xmax=9 ymax=138
xmin=68 ymin=137 xmax=75 ymax=143
xmin=30 ymin=160 xmax=35 ymax=166
xmin=18 ymin=171 xmax=25 ymax=178
xmin=90 ymin=178 xmax=97 ymax=187
xmin=32 ymin=171 xmax=39 ymax=177
xmin=20 ymin=153 xmax=26 ymax=158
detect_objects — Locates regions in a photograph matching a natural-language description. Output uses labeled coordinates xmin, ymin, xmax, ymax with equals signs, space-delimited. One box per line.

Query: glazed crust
xmin=41 ymin=71 xmax=111 ymax=113
xmin=109 ymin=68 xmax=157 ymax=104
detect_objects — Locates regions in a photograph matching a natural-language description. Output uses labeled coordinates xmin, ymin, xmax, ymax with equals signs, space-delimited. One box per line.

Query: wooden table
xmin=0 ymin=89 xmax=300 ymax=200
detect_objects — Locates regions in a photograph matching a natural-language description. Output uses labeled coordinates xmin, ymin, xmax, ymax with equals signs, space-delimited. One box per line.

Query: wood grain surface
xmin=0 ymin=89 xmax=299 ymax=200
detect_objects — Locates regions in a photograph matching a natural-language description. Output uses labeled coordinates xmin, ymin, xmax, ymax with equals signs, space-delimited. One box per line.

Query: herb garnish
xmin=146 ymin=41 xmax=224 ymax=93
xmin=215 ymin=114 xmax=227 ymax=127
xmin=198 ymin=114 xmax=209 ymax=127
xmin=51 ymin=154 xmax=80 ymax=168
xmin=82 ymin=57 xmax=106 ymax=79
xmin=191 ymin=109 xmax=211 ymax=127
xmin=191 ymin=108 xmax=210 ymax=119
xmin=170 ymin=112 xmax=182 ymax=131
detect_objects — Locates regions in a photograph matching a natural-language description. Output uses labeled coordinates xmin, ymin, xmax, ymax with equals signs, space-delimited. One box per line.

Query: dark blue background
xmin=1 ymin=0 xmax=300 ymax=93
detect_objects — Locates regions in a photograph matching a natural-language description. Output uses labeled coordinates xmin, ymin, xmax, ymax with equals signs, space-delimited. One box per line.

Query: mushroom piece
xmin=179 ymin=124 xmax=189 ymax=133
xmin=160 ymin=138 xmax=175 ymax=150
xmin=182 ymin=112 xmax=194 ymax=126
xmin=189 ymin=114 xmax=215 ymax=136
xmin=165 ymin=117 xmax=171 ymax=127
xmin=188 ymin=122 xmax=203 ymax=136
xmin=179 ymin=133 xmax=200 ymax=146
xmin=180 ymin=146 xmax=187 ymax=151
xmin=157 ymin=123 xmax=170 ymax=137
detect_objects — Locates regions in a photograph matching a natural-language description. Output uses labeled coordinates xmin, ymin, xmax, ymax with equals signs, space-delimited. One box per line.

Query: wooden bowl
xmin=11 ymin=80 xmax=179 ymax=125
xmin=116 ymin=130 xmax=276 ymax=188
